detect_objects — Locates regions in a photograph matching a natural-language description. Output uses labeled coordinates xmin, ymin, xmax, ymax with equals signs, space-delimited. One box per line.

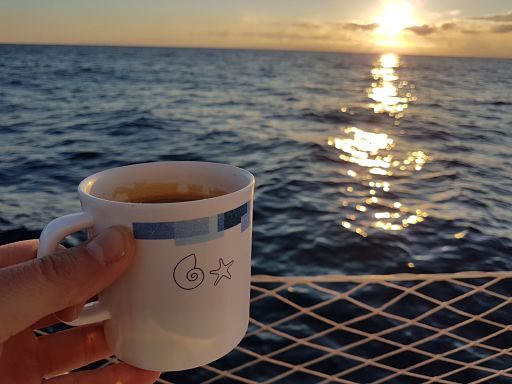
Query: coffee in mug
xmin=112 ymin=181 xmax=227 ymax=204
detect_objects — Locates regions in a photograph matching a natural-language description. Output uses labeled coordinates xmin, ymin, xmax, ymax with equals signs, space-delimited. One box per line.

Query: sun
xmin=373 ymin=0 xmax=419 ymax=46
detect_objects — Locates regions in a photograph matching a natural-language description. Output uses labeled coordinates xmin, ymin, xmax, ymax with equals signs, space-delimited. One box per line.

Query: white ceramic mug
xmin=37 ymin=161 xmax=255 ymax=371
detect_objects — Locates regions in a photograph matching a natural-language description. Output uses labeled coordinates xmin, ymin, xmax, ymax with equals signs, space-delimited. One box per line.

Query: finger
xmin=57 ymin=292 xmax=98 ymax=321
xmin=44 ymin=362 xmax=161 ymax=384
xmin=32 ymin=314 xmax=59 ymax=330
xmin=38 ymin=325 xmax=110 ymax=377
xmin=56 ymin=243 xmax=86 ymax=322
xmin=0 ymin=240 xmax=77 ymax=326
xmin=0 ymin=226 xmax=136 ymax=343
xmin=0 ymin=239 xmax=38 ymax=267
xmin=56 ymin=300 xmax=87 ymax=322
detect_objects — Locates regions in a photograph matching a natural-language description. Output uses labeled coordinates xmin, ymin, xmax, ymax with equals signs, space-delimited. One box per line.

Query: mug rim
xmin=78 ymin=161 xmax=255 ymax=209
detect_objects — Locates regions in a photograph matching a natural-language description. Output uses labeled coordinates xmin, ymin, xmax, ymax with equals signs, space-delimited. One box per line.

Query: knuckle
xmin=36 ymin=253 xmax=75 ymax=286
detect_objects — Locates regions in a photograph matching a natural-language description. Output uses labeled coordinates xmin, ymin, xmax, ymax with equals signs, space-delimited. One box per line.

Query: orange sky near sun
xmin=1 ymin=0 xmax=511 ymax=58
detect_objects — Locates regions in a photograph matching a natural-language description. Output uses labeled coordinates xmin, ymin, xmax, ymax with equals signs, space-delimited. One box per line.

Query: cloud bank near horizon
xmin=1 ymin=4 xmax=511 ymax=58
xmin=209 ymin=10 xmax=512 ymax=57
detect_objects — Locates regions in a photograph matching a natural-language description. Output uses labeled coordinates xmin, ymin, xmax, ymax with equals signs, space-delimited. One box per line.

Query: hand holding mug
xmin=0 ymin=228 xmax=160 ymax=383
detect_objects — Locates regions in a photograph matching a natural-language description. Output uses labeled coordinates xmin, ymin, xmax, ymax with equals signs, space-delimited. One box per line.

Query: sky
xmin=1 ymin=0 xmax=511 ymax=58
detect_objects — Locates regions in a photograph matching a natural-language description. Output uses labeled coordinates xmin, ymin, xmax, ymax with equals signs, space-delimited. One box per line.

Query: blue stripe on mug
xmin=133 ymin=201 xmax=250 ymax=243
xmin=217 ymin=202 xmax=248 ymax=231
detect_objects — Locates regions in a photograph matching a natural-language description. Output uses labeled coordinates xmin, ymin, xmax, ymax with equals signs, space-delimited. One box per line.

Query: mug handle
xmin=37 ymin=212 xmax=111 ymax=326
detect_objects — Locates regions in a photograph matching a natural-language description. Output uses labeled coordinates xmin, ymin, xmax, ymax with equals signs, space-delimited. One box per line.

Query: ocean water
xmin=1 ymin=44 xmax=510 ymax=276
xmin=1 ymin=45 xmax=512 ymax=382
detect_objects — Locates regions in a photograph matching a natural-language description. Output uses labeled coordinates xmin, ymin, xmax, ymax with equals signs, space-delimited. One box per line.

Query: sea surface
xmin=1 ymin=45 xmax=512 ymax=382
xmin=1 ymin=44 xmax=510 ymax=275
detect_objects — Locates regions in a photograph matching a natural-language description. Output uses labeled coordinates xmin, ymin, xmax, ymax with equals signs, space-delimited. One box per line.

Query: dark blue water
xmin=1 ymin=45 xmax=512 ymax=382
xmin=1 ymin=44 xmax=510 ymax=276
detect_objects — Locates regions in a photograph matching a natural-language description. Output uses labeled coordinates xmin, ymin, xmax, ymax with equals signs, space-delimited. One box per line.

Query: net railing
xmin=42 ymin=271 xmax=512 ymax=383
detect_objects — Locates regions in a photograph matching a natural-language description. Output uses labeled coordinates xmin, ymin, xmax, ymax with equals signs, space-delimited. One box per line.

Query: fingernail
xmin=86 ymin=227 xmax=127 ymax=265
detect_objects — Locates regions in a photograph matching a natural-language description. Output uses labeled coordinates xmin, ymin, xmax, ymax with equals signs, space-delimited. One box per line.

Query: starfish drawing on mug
xmin=210 ymin=258 xmax=234 ymax=286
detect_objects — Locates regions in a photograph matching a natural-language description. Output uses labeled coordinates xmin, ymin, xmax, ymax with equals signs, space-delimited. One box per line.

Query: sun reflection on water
xmin=367 ymin=53 xmax=416 ymax=119
xmin=329 ymin=53 xmax=430 ymax=235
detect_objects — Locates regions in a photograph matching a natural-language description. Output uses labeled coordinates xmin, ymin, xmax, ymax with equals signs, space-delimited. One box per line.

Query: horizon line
xmin=1 ymin=41 xmax=511 ymax=61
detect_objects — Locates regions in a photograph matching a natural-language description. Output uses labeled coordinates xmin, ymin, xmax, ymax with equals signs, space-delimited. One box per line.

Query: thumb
xmin=0 ymin=226 xmax=136 ymax=343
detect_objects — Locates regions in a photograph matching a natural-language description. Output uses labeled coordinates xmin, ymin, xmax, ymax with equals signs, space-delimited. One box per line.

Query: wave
xmin=300 ymin=110 xmax=352 ymax=124
xmin=490 ymin=101 xmax=512 ymax=106
xmin=0 ymin=226 xmax=41 ymax=245
xmin=63 ymin=151 xmax=102 ymax=161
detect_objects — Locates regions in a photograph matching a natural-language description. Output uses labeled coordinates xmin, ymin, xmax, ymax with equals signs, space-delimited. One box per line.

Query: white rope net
xmin=41 ymin=271 xmax=512 ymax=383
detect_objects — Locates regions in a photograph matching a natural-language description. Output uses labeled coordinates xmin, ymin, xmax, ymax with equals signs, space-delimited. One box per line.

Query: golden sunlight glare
xmin=374 ymin=0 xmax=419 ymax=46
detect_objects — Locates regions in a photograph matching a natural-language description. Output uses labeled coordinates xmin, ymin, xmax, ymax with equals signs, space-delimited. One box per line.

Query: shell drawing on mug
xmin=173 ymin=253 xmax=205 ymax=290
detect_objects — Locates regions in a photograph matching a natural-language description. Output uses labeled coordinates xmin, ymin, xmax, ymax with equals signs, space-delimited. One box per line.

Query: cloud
xmin=404 ymin=24 xmax=436 ymax=36
xmin=402 ymin=22 xmax=466 ymax=35
xmin=461 ymin=29 xmax=482 ymax=35
xmin=449 ymin=9 xmax=461 ymax=17
xmin=212 ymin=19 xmax=382 ymax=46
xmin=400 ymin=11 xmax=512 ymax=38
xmin=291 ymin=21 xmax=321 ymax=30
xmin=491 ymin=24 xmax=512 ymax=33
xmin=241 ymin=31 xmax=331 ymax=41
xmin=472 ymin=11 xmax=512 ymax=22
xmin=402 ymin=22 xmax=468 ymax=35
xmin=440 ymin=22 xmax=457 ymax=31
xmin=343 ymin=22 xmax=379 ymax=32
